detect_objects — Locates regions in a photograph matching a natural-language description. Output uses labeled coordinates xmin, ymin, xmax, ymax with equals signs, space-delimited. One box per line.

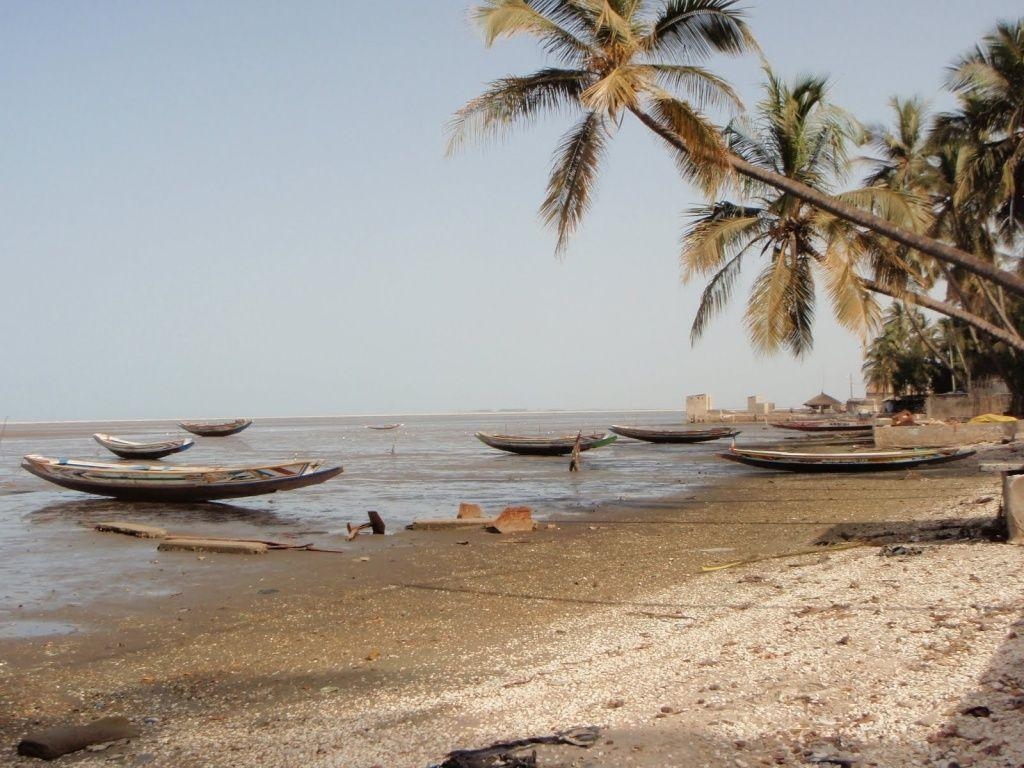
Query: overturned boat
xmin=475 ymin=432 xmax=616 ymax=456
xmin=608 ymin=425 xmax=741 ymax=443
xmin=93 ymin=433 xmax=195 ymax=460
xmin=718 ymin=445 xmax=974 ymax=473
xmin=22 ymin=455 xmax=343 ymax=502
xmin=178 ymin=418 xmax=252 ymax=437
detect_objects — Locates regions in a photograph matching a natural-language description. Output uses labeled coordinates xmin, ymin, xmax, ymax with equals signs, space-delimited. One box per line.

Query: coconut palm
xmin=449 ymin=1 xmax=1024 ymax=297
xmin=681 ymin=71 xmax=887 ymax=356
xmin=939 ymin=18 xmax=1024 ymax=243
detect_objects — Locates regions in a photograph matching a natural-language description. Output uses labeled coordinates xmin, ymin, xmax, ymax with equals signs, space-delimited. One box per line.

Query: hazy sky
xmin=2 ymin=1 xmax=1020 ymax=421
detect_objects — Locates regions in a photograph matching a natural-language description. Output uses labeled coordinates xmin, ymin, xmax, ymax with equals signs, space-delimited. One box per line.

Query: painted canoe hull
xmin=178 ymin=419 xmax=252 ymax=437
xmin=475 ymin=432 xmax=617 ymax=456
xmin=608 ymin=425 xmax=741 ymax=443
xmin=93 ymin=433 xmax=195 ymax=460
xmin=718 ymin=448 xmax=974 ymax=473
xmin=774 ymin=421 xmax=873 ymax=433
xmin=21 ymin=455 xmax=343 ymax=502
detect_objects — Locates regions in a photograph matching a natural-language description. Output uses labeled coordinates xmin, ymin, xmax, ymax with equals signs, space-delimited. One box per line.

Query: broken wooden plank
xmin=94 ymin=521 xmax=168 ymax=539
xmin=406 ymin=518 xmax=496 ymax=531
xmin=157 ymin=538 xmax=268 ymax=555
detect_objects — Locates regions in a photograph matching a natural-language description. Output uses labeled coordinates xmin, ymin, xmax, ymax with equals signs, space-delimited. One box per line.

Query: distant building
xmin=686 ymin=393 xmax=712 ymax=422
xmin=804 ymin=392 xmax=843 ymax=414
xmin=747 ymin=395 xmax=773 ymax=417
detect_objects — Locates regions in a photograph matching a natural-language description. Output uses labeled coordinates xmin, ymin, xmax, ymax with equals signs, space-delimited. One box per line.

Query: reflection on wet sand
xmin=25 ymin=498 xmax=292 ymax=527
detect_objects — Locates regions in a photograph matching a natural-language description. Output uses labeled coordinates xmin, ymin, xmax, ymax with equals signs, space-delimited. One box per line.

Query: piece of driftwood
xmin=18 ymin=716 xmax=139 ymax=760
xmin=488 ymin=507 xmax=535 ymax=534
xmin=158 ymin=538 xmax=268 ymax=555
xmin=407 ymin=518 xmax=496 ymax=531
xmin=94 ymin=522 xmax=168 ymax=539
xmin=1004 ymin=469 xmax=1024 ymax=545
xmin=432 ymin=726 xmax=600 ymax=768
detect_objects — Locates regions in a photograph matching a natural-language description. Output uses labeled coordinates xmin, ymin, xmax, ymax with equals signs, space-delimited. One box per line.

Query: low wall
xmin=926 ymin=392 xmax=1012 ymax=420
xmin=874 ymin=421 xmax=1018 ymax=449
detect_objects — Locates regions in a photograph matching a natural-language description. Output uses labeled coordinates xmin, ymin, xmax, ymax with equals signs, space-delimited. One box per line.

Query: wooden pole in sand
xmin=1004 ymin=469 xmax=1024 ymax=545
xmin=569 ymin=432 xmax=582 ymax=472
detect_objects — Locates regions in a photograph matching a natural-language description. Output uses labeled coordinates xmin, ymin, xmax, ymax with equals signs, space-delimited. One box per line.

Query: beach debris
xmin=407 ymin=518 xmax=497 ymax=531
xmin=17 ymin=716 xmax=139 ymax=760
xmin=158 ymin=538 xmax=269 ymax=555
xmin=347 ymin=511 xmax=386 ymax=540
xmin=891 ymin=410 xmax=917 ymax=426
xmin=488 ymin=506 xmax=536 ymax=534
xmin=431 ymin=726 xmax=600 ymax=768
xmin=878 ymin=544 xmax=924 ymax=557
xmin=458 ymin=502 xmax=484 ymax=519
xmin=700 ymin=542 xmax=866 ymax=572
xmin=94 ymin=522 xmax=167 ymax=539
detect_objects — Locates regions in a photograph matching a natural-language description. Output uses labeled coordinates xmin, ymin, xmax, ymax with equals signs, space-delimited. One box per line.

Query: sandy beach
xmin=1 ymin=439 xmax=1023 ymax=767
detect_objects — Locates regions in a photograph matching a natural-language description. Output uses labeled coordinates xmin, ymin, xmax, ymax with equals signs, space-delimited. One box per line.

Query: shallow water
xmin=0 ymin=411 xmax=780 ymax=621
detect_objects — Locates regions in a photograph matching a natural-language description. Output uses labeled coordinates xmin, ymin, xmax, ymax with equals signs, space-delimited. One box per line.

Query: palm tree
xmin=939 ymin=18 xmax=1024 ymax=243
xmin=680 ymin=71 xmax=887 ymax=356
xmin=449 ymin=2 xmax=1024 ymax=297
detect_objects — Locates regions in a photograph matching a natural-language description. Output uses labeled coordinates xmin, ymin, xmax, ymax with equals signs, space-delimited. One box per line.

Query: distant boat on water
xmin=21 ymin=454 xmax=343 ymax=502
xmin=608 ymin=425 xmax=741 ymax=443
xmin=365 ymin=423 xmax=403 ymax=430
xmin=476 ymin=432 xmax=616 ymax=456
xmin=178 ymin=418 xmax=252 ymax=437
xmin=93 ymin=433 xmax=194 ymax=460
xmin=773 ymin=420 xmax=873 ymax=433
xmin=718 ymin=445 xmax=973 ymax=472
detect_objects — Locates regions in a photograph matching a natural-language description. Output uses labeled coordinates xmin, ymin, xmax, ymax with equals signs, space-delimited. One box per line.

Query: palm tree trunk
xmin=628 ymin=108 xmax=1024 ymax=298
xmin=863 ymin=279 xmax=1024 ymax=352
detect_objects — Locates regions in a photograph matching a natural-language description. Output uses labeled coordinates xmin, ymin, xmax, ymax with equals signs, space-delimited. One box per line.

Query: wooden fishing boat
xmin=21 ymin=455 xmax=343 ymax=502
xmin=475 ymin=432 xmax=617 ymax=456
xmin=718 ymin=445 xmax=974 ymax=473
xmin=608 ymin=425 xmax=741 ymax=443
xmin=365 ymin=423 xmax=404 ymax=430
xmin=773 ymin=420 xmax=873 ymax=433
xmin=93 ymin=433 xmax=195 ymax=460
xmin=177 ymin=418 xmax=252 ymax=437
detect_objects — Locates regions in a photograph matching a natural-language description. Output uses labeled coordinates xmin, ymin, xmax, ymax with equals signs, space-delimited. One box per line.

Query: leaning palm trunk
xmin=629 ymin=107 xmax=1024 ymax=298
xmin=863 ymin=279 xmax=1024 ymax=353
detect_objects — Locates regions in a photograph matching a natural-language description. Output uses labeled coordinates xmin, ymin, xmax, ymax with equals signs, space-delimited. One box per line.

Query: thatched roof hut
xmin=804 ymin=392 xmax=843 ymax=413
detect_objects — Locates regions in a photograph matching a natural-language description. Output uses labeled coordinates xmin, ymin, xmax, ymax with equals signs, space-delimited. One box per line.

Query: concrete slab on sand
xmin=875 ymin=421 xmax=1017 ymax=448
xmin=157 ymin=538 xmax=268 ymax=554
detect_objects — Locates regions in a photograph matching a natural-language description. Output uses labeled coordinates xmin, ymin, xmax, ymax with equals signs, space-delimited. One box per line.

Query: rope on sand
xmin=700 ymin=541 xmax=870 ymax=572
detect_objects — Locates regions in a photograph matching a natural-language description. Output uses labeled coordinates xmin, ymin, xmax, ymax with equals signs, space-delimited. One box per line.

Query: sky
xmin=2 ymin=1 xmax=1021 ymax=421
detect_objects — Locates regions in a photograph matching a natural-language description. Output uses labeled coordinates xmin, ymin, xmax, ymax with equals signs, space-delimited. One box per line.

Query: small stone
xmin=605 ymin=698 xmax=625 ymax=709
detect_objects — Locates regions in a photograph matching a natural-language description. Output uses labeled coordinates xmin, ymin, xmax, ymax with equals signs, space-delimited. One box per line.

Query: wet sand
xmin=1 ymin=442 xmax=1023 ymax=766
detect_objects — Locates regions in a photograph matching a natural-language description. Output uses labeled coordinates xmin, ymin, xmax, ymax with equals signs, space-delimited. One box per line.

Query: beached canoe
xmin=365 ymin=423 xmax=403 ymax=430
xmin=475 ymin=432 xmax=617 ymax=456
xmin=718 ymin=445 xmax=974 ymax=473
xmin=608 ymin=425 xmax=741 ymax=443
xmin=177 ymin=419 xmax=252 ymax=437
xmin=21 ymin=455 xmax=343 ymax=502
xmin=773 ymin=420 xmax=873 ymax=433
xmin=93 ymin=433 xmax=195 ymax=460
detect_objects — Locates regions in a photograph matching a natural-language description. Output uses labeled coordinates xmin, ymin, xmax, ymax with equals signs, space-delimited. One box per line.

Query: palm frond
xmin=745 ymin=249 xmax=816 ymax=356
xmin=472 ymin=0 xmax=593 ymax=63
xmin=680 ymin=203 xmax=764 ymax=279
xmin=647 ymin=91 xmax=730 ymax=196
xmin=644 ymin=0 xmax=759 ymax=61
xmin=580 ymin=65 xmax=644 ymax=116
xmin=446 ymin=68 xmax=591 ymax=155
xmin=540 ymin=110 xmax=609 ymax=254
xmin=820 ymin=247 xmax=880 ymax=340
xmin=689 ymin=249 xmax=746 ymax=343
xmin=643 ymin=64 xmax=742 ymax=113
